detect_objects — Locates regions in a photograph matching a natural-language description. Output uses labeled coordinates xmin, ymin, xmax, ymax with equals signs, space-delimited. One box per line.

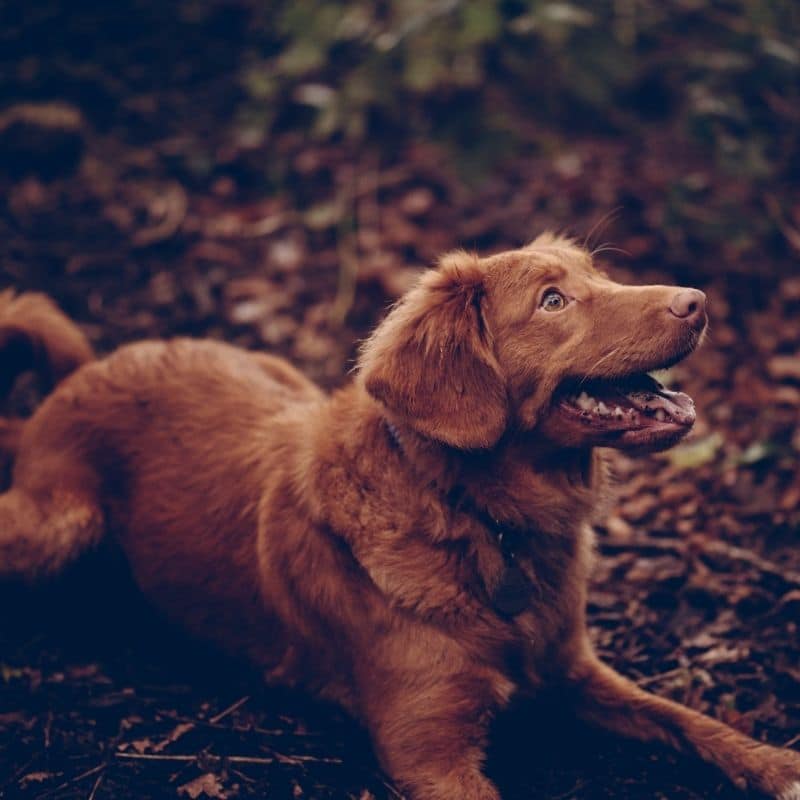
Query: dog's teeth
xmin=614 ymin=406 xmax=624 ymax=419
xmin=597 ymin=401 xmax=610 ymax=416
xmin=655 ymin=409 xmax=666 ymax=422
xmin=576 ymin=392 xmax=595 ymax=412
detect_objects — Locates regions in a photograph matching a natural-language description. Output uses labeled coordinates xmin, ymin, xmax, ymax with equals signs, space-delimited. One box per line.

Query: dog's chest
xmin=510 ymin=521 xmax=596 ymax=673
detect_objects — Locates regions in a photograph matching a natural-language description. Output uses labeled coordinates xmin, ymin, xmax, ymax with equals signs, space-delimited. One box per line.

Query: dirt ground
xmin=1 ymin=4 xmax=799 ymax=799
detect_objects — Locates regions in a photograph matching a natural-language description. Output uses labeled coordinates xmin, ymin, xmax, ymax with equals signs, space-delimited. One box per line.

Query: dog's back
xmin=2 ymin=305 xmax=324 ymax=661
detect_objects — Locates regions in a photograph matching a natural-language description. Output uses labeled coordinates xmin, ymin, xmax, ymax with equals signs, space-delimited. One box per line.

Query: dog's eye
xmin=541 ymin=290 xmax=567 ymax=312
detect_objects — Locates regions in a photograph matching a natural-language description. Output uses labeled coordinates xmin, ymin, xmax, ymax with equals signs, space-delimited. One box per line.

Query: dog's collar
xmin=446 ymin=486 xmax=535 ymax=617
xmin=384 ymin=419 xmax=535 ymax=618
xmin=384 ymin=419 xmax=407 ymax=453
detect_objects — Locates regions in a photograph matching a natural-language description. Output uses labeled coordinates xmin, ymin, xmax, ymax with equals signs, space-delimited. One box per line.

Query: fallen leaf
xmin=19 ymin=772 xmax=53 ymax=787
xmin=178 ymin=773 xmax=226 ymax=799
xmin=154 ymin=722 xmax=196 ymax=752
xmin=131 ymin=722 xmax=195 ymax=754
xmin=665 ymin=432 xmax=724 ymax=469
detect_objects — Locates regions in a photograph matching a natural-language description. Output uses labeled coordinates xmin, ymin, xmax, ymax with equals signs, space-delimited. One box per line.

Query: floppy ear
xmin=358 ymin=252 xmax=508 ymax=449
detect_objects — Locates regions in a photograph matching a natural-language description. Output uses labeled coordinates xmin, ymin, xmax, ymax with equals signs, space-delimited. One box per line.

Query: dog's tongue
xmin=623 ymin=385 xmax=696 ymax=426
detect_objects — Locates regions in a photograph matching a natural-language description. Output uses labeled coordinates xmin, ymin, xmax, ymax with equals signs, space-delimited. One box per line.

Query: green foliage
xmin=219 ymin=0 xmax=798 ymax=174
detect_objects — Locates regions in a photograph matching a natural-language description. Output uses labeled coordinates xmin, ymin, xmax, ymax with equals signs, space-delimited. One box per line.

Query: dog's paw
xmin=743 ymin=746 xmax=800 ymax=800
xmin=778 ymin=781 xmax=800 ymax=800
xmin=726 ymin=743 xmax=800 ymax=799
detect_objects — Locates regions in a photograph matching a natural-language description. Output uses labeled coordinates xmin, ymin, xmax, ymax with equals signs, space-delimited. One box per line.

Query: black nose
xmin=669 ymin=288 xmax=706 ymax=329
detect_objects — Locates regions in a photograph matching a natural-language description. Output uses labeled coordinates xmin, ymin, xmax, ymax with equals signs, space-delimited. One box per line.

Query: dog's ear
xmin=359 ymin=252 xmax=508 ymax=449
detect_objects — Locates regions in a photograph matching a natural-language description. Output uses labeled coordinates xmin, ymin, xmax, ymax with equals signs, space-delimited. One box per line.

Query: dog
xmin=1 ymin=234 xmax=798 ymax=800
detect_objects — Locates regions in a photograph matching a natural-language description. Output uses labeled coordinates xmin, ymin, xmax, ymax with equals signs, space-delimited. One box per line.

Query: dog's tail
xmin=0 ymin=290 xmax=94 ymax=457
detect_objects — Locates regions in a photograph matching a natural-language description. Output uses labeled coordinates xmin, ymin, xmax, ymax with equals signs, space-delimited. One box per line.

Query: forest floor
xmin=1 ymin=6 xmax=799 ymax=799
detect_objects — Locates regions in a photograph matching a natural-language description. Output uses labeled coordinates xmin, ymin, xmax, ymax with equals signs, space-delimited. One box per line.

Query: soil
xmin=1 ymin=4 xmax=799 ymax=799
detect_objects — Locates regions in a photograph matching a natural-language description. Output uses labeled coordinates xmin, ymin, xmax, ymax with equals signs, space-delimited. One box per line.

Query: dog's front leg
xmin=361 ymin=671 xmax=505 ymax=800
xmin=565 ymin=651 xmax=800 ymax=799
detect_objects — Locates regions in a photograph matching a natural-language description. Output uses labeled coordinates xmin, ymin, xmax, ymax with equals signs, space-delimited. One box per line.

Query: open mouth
xmin=549 ymin=371 xmax=696 ymax=451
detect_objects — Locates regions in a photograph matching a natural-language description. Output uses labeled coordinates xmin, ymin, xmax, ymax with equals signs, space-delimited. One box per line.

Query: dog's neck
xmin=384 ymin=416 xmax=541 ymax=617
xmin=381 ymin=411 xmax=602 ymax=538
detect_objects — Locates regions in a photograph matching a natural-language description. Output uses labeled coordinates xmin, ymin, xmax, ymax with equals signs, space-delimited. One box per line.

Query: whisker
xmin=591 ymin=244 xmax=632 ymax=259
xmin=579 ymin=347 xmax=622 ymax=385
xmin=583 ymin=207 xmax=622 ymax=250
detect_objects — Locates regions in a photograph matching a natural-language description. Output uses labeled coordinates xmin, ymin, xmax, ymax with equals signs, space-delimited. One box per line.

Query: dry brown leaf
xmin=131 ymin=721 xmax=196 ymax=754
xmin=177 ymin=772 xmax=226 ymax=799
xmin=19 ymin=772 xmax=53 ymax=787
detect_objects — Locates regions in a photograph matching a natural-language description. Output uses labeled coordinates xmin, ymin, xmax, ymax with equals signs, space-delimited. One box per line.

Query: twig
xmin=381 ymin=778 xmax=406 ymax=799
xmin=784 ymin=732 xmax=800 ymax=749
xmin=38 ymin=765 xmax=104 ymax=799
xmin=115 ymin=752 xmax=343 ymax=766
xmin=44 ymin=710 xmax=53 ymax=750
xmin=87 ymin=769 xmax=105 ymax=800
xmin=270 ymin=753 xmax=343 ymax=766
xmin=168 ymin=758 xmax=198 ymax=785
xmin=2 ymin=754 xmax=40 ymax=791
xmin=330 ymin=166 xmax=361 ymax=326
xmin=550 ymin=779 xmax=589 ymax=800
xmin=636 ymin=666 xmax=688 ymax=687
xmin=229 ymin=767 xmax=256 ymax=785
xmin=117 ymin=753 xmax=197 ymax=762
xmin=159 ymin=708 xmax=312 ymax=737
xmin=208 ymin=696 xmax=250 ymax=725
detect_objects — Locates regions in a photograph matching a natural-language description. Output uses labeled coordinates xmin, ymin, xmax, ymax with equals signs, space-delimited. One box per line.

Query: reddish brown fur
xmin=1 ymin=236 xmax=798 ymax=799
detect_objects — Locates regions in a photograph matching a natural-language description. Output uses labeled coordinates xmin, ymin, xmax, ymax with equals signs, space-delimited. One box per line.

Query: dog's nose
xmin=669 ymin=288 xmax=706 ymax=328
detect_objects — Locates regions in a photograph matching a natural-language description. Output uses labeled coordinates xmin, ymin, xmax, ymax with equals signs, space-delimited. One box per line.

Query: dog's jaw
xmin=543 ymin=373 xmax=696 ymax=453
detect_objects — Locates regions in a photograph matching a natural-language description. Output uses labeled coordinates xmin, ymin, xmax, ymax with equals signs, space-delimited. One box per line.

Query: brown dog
xmin=1 ymin=235 xmax=798 ymax=799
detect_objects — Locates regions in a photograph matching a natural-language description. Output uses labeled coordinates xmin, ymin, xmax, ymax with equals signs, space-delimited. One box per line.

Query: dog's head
xmin=358 ymin=234 xmax=706 ymax=453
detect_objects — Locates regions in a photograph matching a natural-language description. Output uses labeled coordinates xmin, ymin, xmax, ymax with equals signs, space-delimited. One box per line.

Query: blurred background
xmin=1 ymin=2 xmax=799 ymax=798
